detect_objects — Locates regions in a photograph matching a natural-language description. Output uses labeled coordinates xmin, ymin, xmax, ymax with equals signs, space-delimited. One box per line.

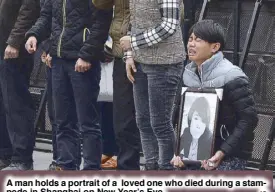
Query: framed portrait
xmin=175 ymin=87 xmax=223 ymax=164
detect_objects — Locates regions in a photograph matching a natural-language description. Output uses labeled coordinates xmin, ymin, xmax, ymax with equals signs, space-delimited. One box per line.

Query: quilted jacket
xmin=26 ymin=0 xmax=113 ymax=62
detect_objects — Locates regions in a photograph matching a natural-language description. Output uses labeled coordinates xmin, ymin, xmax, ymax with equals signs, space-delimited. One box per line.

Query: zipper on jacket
xmin=57 ymin=0 xmax=67 ymax=58
xmin=220 ymin=124 xmax=229 ymax=140
xmin=199 ymin=66 xmax=203 ymax=83
xmin=186 ymin=68 xmax=203 ymax=89
xmin=83 ymin=28 xmax=90 ymax=42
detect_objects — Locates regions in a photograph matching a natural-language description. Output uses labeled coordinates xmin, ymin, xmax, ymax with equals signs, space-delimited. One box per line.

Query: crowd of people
xmin=0 ymin=0 xmax=258 ymax=171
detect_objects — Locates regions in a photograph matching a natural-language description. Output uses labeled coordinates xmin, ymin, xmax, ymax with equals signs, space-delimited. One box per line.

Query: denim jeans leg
xmin=47 ymin=67 xmax=81 ymax=168
xmin=143 ymin=63 xmax=183 ymax=170
xmin=68 ymin=61 xmax=101 ymax=170
xmin=51 ymin=58 xmax=79 ymax=170
xmin=133 ymin=63 xmax=159 ymax=170
xmin=46 ymin=67 xmax=57 ymax=162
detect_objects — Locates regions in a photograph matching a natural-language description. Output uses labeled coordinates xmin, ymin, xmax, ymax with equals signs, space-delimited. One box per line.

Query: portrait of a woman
xmin=179 ymin=96 xmax=213 ymax=161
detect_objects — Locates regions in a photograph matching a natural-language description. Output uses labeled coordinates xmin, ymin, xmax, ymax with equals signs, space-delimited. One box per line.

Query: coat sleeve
xmin=7 ymin=0 xmax=40 ymax=49
xmin=219 ymin=77 xmax=258 ymax=156
xmin=78 ymin=3 xmax=113 ymax=62
xmin=92 ymin=0 xmax=113 ymax=10
xmin=25 ymin=0 xmax=52 ymax=43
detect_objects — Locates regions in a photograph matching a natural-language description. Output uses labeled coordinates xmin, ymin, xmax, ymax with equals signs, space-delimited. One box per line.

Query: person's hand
xmin=170 ymin=156 xmax=184 ymax=168
xmin=103 ymin=51 xmax=114 ymax=63
xmin=45 ymin=54 xmax=52 ymax=68
xmin=41 ymin=53 xmax=52 ymax=68
xmin=75 ymin=58 xmax=92 ymax=73
xmin=120 ymin=36 xmax=131 ymax=51
xmin=25 ymin=36 xmax=37 ymax=54
xmin=4 ymin=45 xmax=19 ymax=59
xmin=201 ymin=150 xmax=225 ymax=170
xmin=41 ymin=51 xmax=47 ymax=63
xmin=125 ymin=57 xmax=136 ymax=83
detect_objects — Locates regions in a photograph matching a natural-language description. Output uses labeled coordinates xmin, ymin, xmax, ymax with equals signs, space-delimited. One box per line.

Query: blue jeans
xmin=46 ymin=67 xmax=58 ymax=162
xmin=47 ymin=67 xmax=81 ymax=168
xmin=133 ymin=62 xmax=184 ymax=170
xmin=0 ymin=49 xmax=35 ymax=163
xmin=51 ymin=57 xmax=101 ymax=170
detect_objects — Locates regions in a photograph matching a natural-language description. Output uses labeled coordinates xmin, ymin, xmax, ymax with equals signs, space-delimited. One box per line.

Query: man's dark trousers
xmin=51 ymin=57 xmax=101 ymax=170
xmin=46 ymin=66 xmax=81 ymax=169
xmin=46 ymin=67 xmax=58 ymax=162
xmin=0 ymin=58 xmax=12 ymax=160
xmin=113 ymin=57 xmax=141 ymax=170
xmin=0 ymin=47 xmax=35 ymax=163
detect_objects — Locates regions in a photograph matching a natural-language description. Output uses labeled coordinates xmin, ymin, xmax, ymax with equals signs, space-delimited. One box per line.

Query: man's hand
xmin=125 ymin=57 xmax=136 ymax=83
xmin=41 ymin=52 xmax=52 ymax=68
xmin=41 ymin=51 xmax=47 ymax=63
xmin=75 ymin=58 xmax=92 ymax=73
xmin=46 ymin=54 xmax=52 ymax=68
xmin=25 ymin=36 xmax=37 ymax=54
xmin=202 ymin=150 xmax=225 ymax=170
xmin=170 ymin=156 xmax=185 ymax=168
xmin=4 ymin=45 xmax=19 ymax=59
xmin=120 ymin=36 xmax=131 ymax=51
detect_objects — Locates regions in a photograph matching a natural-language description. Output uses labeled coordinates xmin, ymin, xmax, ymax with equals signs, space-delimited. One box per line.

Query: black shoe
xmin=0 ymin=159 xmax=11 ymax=170
xmin=2 ymin=162 xmax=33 ymax=171
xmin=143 ymin=163 xmax=159 ymax=170
xmin=48 ymin=162 xmax=57 ymax=170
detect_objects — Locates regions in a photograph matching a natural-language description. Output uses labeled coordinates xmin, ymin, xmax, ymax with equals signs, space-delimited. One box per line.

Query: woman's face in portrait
xmin=190 ymin=111 xmax=206 ymax=139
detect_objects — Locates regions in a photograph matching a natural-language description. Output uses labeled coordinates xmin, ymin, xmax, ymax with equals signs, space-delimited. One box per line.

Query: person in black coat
xmin=25 ymin=0 xmax=113 ymax=170
xmin=0 ymin=0 xmax=40 ymax=170
xmin=179 ymin=97 xmax=213 ymax=161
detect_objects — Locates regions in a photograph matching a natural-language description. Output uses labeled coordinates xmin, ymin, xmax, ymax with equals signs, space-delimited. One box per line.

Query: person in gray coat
xmin=171 ymin=20 xmax=258 ymax=170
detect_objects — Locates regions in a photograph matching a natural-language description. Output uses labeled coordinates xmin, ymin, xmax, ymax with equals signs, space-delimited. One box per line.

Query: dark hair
xmin=187 ymin=97 xmax=210 ymax=128
xmin=189 ymin=19 xmax=226 ymax=51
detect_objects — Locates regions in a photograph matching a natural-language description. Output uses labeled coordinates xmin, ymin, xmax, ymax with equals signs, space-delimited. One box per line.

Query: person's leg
xmin=217 ymin=157 xmax=247 ymax=170
xmin=98 ymin=102 xmax=111 ymax=164
xmin=0 ymin=48 xmax=35 ymax=170
xmin=100 ymin=102 xmax=118 ymax=169
xmin=143 ymin=63 xmax=183 ymax=170
xmin=0 ymin=90 xmax=12 ymax=163
xmin=133 ymin=63 xmax=159 ymax=170
xmin=51 ymin=57 xmax=79 ymax=170
xmin=69 ymin=60 xmax=101 ymax=170
xmin=113 ymin=58 xmax=141 ymax=170
xmin=101 ymin=102 xmax=117 ymax=157
xmin=46 ymin=67 xmax=57 ymax=166
xmin=0 ymin=53 xmax=12 ymax=169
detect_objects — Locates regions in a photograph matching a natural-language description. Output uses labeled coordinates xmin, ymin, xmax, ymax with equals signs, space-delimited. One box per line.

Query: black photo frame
xmin=175 ymin=87 xmax=223 ymax=165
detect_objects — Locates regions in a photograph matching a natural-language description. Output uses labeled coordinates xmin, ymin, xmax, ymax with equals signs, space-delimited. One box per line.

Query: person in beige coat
xmin=93 ymin=0 xmax=141 ymax=170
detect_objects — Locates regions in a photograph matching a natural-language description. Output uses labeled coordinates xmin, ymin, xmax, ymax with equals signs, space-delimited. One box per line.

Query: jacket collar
xmin=187 ymin=51 xmax=224 ymax=80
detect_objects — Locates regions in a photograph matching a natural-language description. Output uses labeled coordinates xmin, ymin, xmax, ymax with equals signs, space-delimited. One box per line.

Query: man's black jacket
xmin=0 ymin=0 xmax=40 ymax=52
xmin=26 ymin=0 xmax=113 ymax=62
